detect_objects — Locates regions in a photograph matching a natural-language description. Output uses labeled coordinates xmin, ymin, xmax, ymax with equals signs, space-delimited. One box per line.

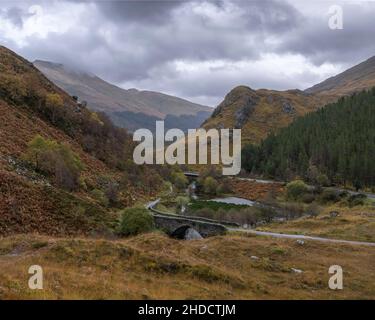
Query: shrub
xmin=0 ymin=74 xmax=27 ymax=104
xmin=316 ymin=174 xmax=330 ymax=187
xmin=319 ymin=188 xmax=340 ymax=204
xmin=305 ymin=203 xmax=322 ymax=217
xmin=216 ymin=179 xmax=232 ymax=195
xmin=91 ymin=189 xmax=109 ymax=207
xmin=24 ymin=135 xmax=84 ymax=190
xmin=348 ymin=194 xmax=367 ymax=207
xmin=119 ymin=207 xmax=155 ymax=236
xmin=286 ymin=180 xmax=308 ymax=200
xmin=257 ymin=207 xmax=278 ymax=223
xmin=44 ymin=93 xmax=67 ymax=127
xmin=203 ymin=177 xmax=219 ymax=195
xmin=301 ymin=193 xmax=315 ymax=204
xmin=172 ymin=172 xmax=189 ymax=190
xmin=280 ymin=202 xmax=304 ymax=219
xmin=46 ymin=93 xmax=64 ymax=109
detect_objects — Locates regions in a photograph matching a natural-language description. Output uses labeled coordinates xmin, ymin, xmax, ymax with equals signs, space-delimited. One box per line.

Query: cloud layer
xmin=1 ymin=0 xmax=375 ymax=106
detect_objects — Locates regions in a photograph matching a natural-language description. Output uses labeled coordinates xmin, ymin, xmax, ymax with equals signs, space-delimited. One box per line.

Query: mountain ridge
xmin=305 ymin=55 xmax=375 ymax=96
xmin=34 ymin=60 xmax=212 ymax=131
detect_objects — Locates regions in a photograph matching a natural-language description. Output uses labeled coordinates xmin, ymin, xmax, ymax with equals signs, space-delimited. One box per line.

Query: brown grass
xmin=0 ymin=232 xmax=374 ymax=299
xmin=257 ymin=205 xmax=375 ymax=243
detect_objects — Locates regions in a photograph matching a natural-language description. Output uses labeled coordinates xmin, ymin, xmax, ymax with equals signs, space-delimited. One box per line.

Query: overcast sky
xmin=1 ymin=0 xmax=375 ymax=106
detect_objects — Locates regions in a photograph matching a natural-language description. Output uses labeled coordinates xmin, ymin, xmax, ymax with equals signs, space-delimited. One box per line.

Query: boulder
xmin=184 ymin=228 xmax=203 ymax=240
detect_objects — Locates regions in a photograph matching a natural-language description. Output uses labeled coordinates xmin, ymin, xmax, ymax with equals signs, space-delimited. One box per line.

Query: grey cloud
xmin=240 ymin=0 xmax=302 ymax=32
xmin=279 ymin=3 xmax=375 ymax=66
xmin=0 ymin=6 xmax=35 ymax=28
xmin=2 ymin=0 xmax=375 ymax=106
xmin=94 ymin=0 xmax=185 ymax=24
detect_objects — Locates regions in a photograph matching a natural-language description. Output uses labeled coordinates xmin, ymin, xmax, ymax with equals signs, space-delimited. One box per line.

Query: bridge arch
xmin=170 ymin=225 xmax=192 ymax=239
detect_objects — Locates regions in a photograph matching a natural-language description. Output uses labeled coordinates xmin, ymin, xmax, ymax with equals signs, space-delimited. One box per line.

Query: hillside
xmin=203 ymin=55 xmax=375 ymax=144
xmin=0 ymin=46 xmax=161 ymax=236
xmin=306 ymin=55 xmax=375 ymax=97
xmin=34 ymin=60 xmax=212 ymax=131
xmin=242 ymin=88 xmax=375 ymax=188
xmin=202 ymin=86 xmax=328 ymax=144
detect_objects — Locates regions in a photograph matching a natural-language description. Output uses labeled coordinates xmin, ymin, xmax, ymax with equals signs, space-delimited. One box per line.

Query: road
xmin=228 ymin=228 xmax=375 ymax=247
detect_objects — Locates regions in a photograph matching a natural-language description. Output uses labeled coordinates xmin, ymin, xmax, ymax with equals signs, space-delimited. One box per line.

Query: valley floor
xmin=0 ymin=232 xmax=374 ymax=299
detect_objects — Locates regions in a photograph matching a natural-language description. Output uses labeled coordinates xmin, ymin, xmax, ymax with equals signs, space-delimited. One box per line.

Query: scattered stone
xmin=296 ymin=240 xmax=305 ymax=245
xmin=200 ymin=245 xmax=208 ymax=250
xmin=330 ymin=211 xmax=340 ymax=218
xmin=291 ymin=268 xmax=303 ymax=274
xmin=250 ymin=256 xmax=259 ymax=260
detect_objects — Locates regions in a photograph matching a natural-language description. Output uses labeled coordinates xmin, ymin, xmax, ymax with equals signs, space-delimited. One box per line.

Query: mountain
xmin=0 ymin=46 xmax=161 ymax=236
xmin=242 ymin=87 xmax=375 ymax=187
xmin=203 ymin=55 xmax=375 ymax=144
xmin=305 ymin=56 xmax=375 ymax=97
xmin=202 ymin=86 xmax=328 ymax=144
xmin=34 ymin=60 xmax=212 ymax=131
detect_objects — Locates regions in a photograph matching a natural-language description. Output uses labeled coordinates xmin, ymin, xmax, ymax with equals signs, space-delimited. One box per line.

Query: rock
xmin=296 ymin=240 xmax=305 ymax=245
xmin=184 ymin=228 xmax=203 ymax=240
xmin=234 ymin=96 xmax=258 ymax=128
xmin=282 ymin=101 xmax=295 ymax=114
xmin=250 ymin=256 xmax=259 ymax=260
xmin=330 ymin=211 xmax=340 ymax=218
xmin=291 ymin=268 xmax=303 ymax=274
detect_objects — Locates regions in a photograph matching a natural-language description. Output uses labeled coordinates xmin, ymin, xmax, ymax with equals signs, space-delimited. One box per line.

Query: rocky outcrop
xmin=211 ymin=86 xmax=258 ymax=117
xmin=282 ymin=101 xmax=295 ymax=114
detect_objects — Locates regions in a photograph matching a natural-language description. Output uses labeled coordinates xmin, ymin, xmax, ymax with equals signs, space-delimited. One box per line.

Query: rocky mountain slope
xmin=203 ymin=55 xmax=375 ymax=144
xmin=0 ymin=46 xmax=160 ymax=236
xmin=34 ymin=60 xmax=212 ymax=131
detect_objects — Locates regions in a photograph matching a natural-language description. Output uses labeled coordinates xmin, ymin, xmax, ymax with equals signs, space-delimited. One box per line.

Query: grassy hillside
xmin=202 ymin=86 xmax=329 ymax=144
xmin=0 ymin=46 xmax=161 ymax=236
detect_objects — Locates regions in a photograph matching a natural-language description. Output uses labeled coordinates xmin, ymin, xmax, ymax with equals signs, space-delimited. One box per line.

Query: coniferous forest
xmin=242 ymin=88 xmax=375 ymax=188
